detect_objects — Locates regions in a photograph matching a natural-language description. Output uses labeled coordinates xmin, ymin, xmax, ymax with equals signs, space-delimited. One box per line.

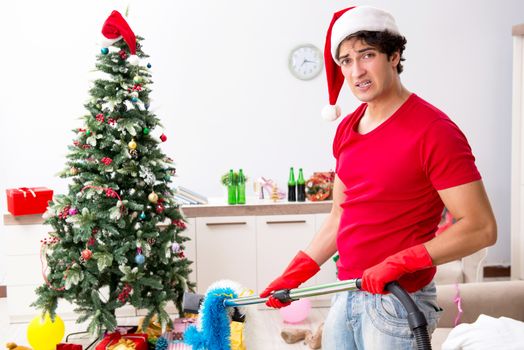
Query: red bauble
xmin=81 ymin=249 xmax=93 ymax=260
xmin=160 ymin=133 xmax=167 ymax=142
xmin=155 ymin=204 xmax=165 ymax=214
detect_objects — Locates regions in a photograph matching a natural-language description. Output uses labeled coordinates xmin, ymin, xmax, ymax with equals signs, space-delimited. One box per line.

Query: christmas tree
xmin=32 ymin=10 xmax=194 ymax=335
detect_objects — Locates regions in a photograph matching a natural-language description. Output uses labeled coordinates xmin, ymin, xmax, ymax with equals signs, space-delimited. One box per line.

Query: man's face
xmin=337 ymin=37 xmax=399 ymax=104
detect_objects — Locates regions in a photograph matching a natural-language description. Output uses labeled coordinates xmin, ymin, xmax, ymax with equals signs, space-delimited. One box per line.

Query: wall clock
xmin=288 ymin=44 xmax=323 ymax=81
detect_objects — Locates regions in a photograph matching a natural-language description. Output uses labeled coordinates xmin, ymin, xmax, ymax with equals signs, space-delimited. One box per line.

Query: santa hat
xmin=101 ymin=10 xmax=140 ymax=65
xmin=321 ymin=6 xmax=400 ymax=121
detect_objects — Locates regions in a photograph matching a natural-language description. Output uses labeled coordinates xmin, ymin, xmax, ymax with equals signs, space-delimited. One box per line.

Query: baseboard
xmin=484 ymin=265 xmax=511 ymax=277
xmin=0 ymin=285 xmax=6 ymax=298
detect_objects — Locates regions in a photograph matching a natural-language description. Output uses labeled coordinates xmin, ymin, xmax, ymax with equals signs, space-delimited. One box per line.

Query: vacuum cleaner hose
xmin=356 ymin=279 xmax=432 ymax=350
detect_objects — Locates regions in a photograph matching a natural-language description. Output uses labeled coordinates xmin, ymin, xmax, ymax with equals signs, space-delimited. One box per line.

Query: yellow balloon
xmin=27 ymin=313 xmax=65 ymax=350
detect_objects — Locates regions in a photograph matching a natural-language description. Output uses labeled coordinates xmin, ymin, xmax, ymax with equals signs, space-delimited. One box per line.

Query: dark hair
xmin=337 ymin=30 xmax=407 ymax=74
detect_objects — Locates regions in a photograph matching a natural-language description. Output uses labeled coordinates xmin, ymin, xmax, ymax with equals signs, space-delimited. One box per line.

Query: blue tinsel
xmin=184 ymin=286 xmax=238 ymax=350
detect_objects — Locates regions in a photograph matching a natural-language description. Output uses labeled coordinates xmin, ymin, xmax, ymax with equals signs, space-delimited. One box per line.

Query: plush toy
xmin=5 ymin=343 xmax=31 ymax=350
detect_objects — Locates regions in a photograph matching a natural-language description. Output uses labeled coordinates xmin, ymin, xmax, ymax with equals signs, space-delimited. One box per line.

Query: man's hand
xmin=260 ymin=251 xmax=320 ymax=308
xmin=361 ymin=244 xmax=433 ymax=294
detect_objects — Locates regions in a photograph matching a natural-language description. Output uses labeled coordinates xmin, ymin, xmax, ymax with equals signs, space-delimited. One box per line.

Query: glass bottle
xmin=227 ymin=169 xmax=237 ymax=205
xmin=288 ymin=167 xmax=296 ymax=202
xmin=237 ymin=169 xmax=246 ymax=204
xmin=297 ymin=168 xmax=306 ymax=202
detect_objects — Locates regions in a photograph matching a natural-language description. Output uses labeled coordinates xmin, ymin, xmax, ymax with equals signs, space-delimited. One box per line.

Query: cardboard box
xmin=6 ymin=187 xmax=53 ymax=216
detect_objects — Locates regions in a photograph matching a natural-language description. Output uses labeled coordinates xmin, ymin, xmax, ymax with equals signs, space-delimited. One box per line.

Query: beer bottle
xmin=288 ymin=167 xmax=296 ymax=202
xmin=237 ymin=169 xmax=246 ymax=204
xmin=297 ymin=168 xmax=306 ymax=202
xmin=227 ymin=169 xmax=237 ymax=205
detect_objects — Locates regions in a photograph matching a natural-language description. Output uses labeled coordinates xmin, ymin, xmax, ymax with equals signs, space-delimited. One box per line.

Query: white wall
xmin=0 ymin=0 xmax=522 ymax=270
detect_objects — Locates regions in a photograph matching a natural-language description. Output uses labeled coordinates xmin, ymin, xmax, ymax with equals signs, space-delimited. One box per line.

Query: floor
xmin=0 ymin=299 xmax=329 ymax=349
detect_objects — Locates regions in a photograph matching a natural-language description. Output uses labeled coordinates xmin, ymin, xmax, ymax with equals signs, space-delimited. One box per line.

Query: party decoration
xmin=27 ymin=313 xmax=65 ymax=350
xmin=306 ymin=171 xmax=335 ymax=201
xmin=128 ymin=139 xmax=137 ymax=150
xmin=159 ymin=134 xmax=167 ymax=142
xmin=135 ymin=253 xmax=145 ymax=265
xmin=81 ymin=249 xmax=93 ymax=261
xmin=143 ymin=127 xmax=150 ymax=135
xmin=101 ymin=47 xmax=109 ymax=55
xmin=148 ymin=191 xmax=158 ymax=204
xmin=279 ymin=298 xmax=311 ymax=324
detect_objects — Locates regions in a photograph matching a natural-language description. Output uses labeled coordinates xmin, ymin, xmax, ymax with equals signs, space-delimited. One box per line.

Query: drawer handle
xmin=266 ymin=220 xmax=307 ymax=224
xmin=206 ymin=222 xmax=247 ymax=226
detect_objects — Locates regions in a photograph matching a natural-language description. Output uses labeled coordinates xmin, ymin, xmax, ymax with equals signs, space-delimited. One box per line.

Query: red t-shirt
xmin=333 ymin=93 xmax=481 ymax=292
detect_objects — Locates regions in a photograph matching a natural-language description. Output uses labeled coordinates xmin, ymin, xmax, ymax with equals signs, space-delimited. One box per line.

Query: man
xmin=260 ymin=6 xmax=497 ymax=349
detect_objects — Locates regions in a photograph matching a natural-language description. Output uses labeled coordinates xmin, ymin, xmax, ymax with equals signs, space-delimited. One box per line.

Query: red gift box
xmin=6 ymin=187 xmax=53 ymax=216
xmin=57 ymin=344 xmax=83 ymax=350
xmin=95 ymin=333 xmax=148 ymax=350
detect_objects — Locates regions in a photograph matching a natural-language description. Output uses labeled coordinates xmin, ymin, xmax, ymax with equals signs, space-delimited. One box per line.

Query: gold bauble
xmin=128 ymin=139 xmax=137 ymax=150
xmin=148 ymin=192 xmax=159 ymax=203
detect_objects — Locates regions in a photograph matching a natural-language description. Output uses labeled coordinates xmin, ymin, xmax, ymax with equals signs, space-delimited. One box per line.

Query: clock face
xmin=288 ymin=44 xmax=323 ymax=80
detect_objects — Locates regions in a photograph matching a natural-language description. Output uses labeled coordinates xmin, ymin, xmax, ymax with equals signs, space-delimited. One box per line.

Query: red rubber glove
xmin=361 ymin=244 xmax=433 ymax=294
xmin=260 ymin=250 xmax=320 ymax=308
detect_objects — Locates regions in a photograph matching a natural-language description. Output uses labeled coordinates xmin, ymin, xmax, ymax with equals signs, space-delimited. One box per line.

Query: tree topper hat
xmin=101 ymin=10 xmax=140 ymax=65
xmin=321 ymin=6 xmax=400 ymax=121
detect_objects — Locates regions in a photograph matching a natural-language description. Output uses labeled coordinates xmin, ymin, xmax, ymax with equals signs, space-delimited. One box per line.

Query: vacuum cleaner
xmin=182 ymin=278 xmax=432 ymax=350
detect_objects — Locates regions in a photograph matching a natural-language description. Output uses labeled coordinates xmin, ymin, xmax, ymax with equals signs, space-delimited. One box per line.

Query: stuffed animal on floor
xmin=5 ymin=343 xmax=31 ymax=350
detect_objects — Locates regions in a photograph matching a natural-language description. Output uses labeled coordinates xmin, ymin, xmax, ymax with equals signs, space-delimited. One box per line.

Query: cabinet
xmin=512 ymin=24 xmax=524 ymax=280
xmin=256 ymin=214 xmax=317 ymax=292
xmin=195 ymin=216 xmax=257 ymax=294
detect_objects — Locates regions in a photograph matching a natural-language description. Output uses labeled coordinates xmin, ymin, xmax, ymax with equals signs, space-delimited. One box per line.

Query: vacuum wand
xmin=224 ymin=279 xmax=360 ymax=307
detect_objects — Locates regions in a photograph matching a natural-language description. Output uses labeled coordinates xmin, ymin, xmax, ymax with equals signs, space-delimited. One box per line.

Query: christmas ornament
xmin=128 ymin=139 xmax=137 ymax=150
xmin=139 ymin=212 xmax=146 ymax=220
xmin=118 ymin=50 xmax=128 ymax=60
xmin=144 ymin=103 xmax=150 ymax=110
xmin=147 ymin=63 xmax=152 ymax=68
xmin=160 ymin=133 xmax=167 ymax=142
xmin=135 ymin=253 xmax=145 ymax=265
xmin=85 ymin=130 xmax=91 ymax=136
xmin=95 ymin=113 xmax=105 ymax=122
xmin=68 ymin=208 xmax=78 ymax=216
xmin=87 ymin=237 xmax=96 ymax=246
xmin=131 ymin=97 xmax=138 ymax=103
xmin=148 ymin=191 xmax=158 ymax=203
xmin=164 ymin=174 xmax=171 ymax=181
xmin=81 ymin=249 xmax=93 ymax=261
xmin=133 ymin=75 xmax=143 ymax=84
xmin=70 ymin=167 xmax=79 ymax=176
xmin=101 ymin=157 xmax=113 ymax=165
xmin=143 ymin=127 xmax=150 ymax=135
xmin=117 ymin=284 xmax=132 ymax=303
xmin=155 ymin=204 xmax=165 ymax=214
xmin=129 ymin=149 xmax=138 ymax=159
xmin=101 ymin=47 xmax=109 ymax=55
xmin=171 ymin=242 xmax=180 ymax=253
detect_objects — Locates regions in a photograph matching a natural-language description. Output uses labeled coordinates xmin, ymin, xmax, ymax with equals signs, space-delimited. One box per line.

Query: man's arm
xmin=304 ymin=174 xmax=346 ymax=265
xmin=425 ymin=180 xmax=497 ymax=264
xmin=362 ymin=180 xmax=497 ymax=294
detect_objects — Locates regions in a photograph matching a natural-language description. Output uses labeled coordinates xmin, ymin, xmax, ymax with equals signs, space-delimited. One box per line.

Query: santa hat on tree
xmin=101 ymin=10 xmax=140 ymax=65
xmin=321 ymin=6 xmax=400 ymax=121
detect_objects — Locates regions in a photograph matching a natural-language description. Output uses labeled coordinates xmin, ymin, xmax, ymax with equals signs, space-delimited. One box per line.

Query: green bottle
xmin=227 ymin=169 xmax=237 ymax=205
xmin=288 ymin=167 xmax=296 ymax=202
xmin=297 ymin=168 xmax=306 ymax=202
xmin=237 ymin=169 xmax=246 ymax=204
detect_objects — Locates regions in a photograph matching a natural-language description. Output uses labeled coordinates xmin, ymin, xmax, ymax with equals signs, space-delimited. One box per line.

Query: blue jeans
xmin=322 ymin=281 xmax=442 ymax=350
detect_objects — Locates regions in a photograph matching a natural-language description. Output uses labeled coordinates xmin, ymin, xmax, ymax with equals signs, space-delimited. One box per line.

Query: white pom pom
xmin=128 ymin=55 xmax=140 ymax=65
xmin=321 ymin=104 xmax=342 ymax=121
